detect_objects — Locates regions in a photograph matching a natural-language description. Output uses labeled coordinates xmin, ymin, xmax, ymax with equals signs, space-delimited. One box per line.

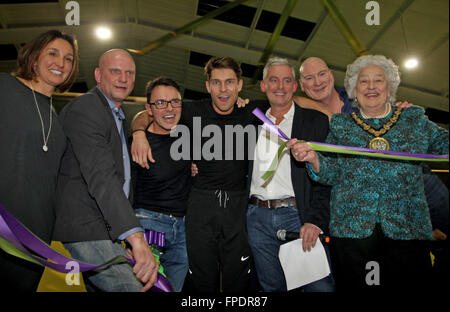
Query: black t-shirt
xmin=132 ymin=131 xmax=191 ymax=215
xmin=179 ymin=99 xmax=268 ymax=191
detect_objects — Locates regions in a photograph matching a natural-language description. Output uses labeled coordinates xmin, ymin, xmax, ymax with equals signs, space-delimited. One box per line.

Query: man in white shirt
xmin=246 ymin=57 xmax=334 ymax=292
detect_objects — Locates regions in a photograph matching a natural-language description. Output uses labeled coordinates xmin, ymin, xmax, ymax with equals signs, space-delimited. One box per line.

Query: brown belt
xmin=249 ymin=197 xmax=296 ymax=209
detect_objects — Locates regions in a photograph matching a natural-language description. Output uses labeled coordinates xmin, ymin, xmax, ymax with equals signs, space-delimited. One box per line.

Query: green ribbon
xmin=0 ymin=237 xmax=43 ymax=266
xmin=262 ymin=141 xmax=448 ymax=181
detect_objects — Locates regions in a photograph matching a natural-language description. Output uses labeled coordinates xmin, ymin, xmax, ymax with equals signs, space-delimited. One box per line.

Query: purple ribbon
xmin=144 ymin=229 xmax=165 ymax=247
xmin=252 ymin=107 xmax=449 ymax=160
xmin=253 ymin=107 xmax=290 ymax=140
xmin=0 ymin=204 xmax=172 ymax=292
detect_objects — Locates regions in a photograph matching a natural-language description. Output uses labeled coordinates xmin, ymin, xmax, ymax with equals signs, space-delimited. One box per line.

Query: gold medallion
xmin=351 ymin=107 xmax=402 ymax=152
xmin=369 ymin=137 xmax=389 ymax=150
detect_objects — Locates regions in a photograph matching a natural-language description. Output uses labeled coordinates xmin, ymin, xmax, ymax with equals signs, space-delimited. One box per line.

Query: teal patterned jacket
xmin=309 ymin=105 xmax=448 ymax=240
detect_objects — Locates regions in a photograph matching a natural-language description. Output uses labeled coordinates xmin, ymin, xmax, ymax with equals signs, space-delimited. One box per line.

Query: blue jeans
xmin=63 ymin=240 xmax=142 ymax=292
xmin=135 ymin=208 xmax=188 ymax=292
xmin=246 ymin=203 xmax=335 ymax=292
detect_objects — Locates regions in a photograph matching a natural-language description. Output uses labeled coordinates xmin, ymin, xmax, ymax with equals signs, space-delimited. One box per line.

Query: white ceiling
xmin=0 ymin=0 xmax=448 ymax=121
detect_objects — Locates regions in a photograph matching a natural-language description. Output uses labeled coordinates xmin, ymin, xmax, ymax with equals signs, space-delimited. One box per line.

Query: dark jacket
xmin=53 ymin=88 xmax=140 ymax=242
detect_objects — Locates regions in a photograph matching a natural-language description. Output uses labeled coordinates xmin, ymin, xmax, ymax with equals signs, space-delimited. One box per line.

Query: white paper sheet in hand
xmin=278 ymin=238 xmax=331 ymax=290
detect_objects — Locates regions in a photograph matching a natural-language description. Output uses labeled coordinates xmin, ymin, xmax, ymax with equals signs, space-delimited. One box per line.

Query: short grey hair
xmin=344 ymin=55 xmax=401 ymax=105
xmin=262 ymin=57 xmax=296 ymax=81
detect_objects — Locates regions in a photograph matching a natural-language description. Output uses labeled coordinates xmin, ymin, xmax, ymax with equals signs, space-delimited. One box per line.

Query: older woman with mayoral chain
xmin=288 ymin=55 xmax=448 ymax=291
xmin=0 ymin=30 xmax=79 ymax=291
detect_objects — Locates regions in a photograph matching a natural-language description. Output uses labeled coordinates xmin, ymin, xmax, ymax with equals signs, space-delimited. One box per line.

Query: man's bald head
xmin=299 ymin=57 xmax=329 ymax=77
xmin=299 ymin=57 xmax=335 ymax=102
xmin=98 ymin=49 xmax=134 ymax=68
xmin=95 ymin=49 xmax=136 ymax=107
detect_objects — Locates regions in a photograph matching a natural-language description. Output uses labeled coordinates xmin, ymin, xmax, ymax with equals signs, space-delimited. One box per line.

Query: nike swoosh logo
xmin=241 ymin=256 xmax=250 ymax=261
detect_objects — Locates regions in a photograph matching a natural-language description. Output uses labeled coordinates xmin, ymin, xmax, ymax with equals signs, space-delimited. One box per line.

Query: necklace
xmin=360 ymin=102 xmax=391 ymax=119
xmin=351 ymin=107 xmax=402 ymax=151
xmin=30 ymin=81 xmax=52 ymax=152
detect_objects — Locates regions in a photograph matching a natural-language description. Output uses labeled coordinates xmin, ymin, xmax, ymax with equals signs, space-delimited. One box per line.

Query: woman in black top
xmin=0 ymin=30 xmax=79 ymax=291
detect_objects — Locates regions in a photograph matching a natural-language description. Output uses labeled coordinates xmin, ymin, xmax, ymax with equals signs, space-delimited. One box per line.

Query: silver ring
xmin=294 ymin=152 xmax=299 ymax=156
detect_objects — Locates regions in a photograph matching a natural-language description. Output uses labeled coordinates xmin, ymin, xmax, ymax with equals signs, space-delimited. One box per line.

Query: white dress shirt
xmin=250 ymin=102 xmax=295 ymax=200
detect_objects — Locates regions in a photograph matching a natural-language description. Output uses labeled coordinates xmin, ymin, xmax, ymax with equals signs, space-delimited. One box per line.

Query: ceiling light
xmin=96 ymin=27 xmax=112 ymax=39
xmin=404 ymin=58 xmax=418 ymax=69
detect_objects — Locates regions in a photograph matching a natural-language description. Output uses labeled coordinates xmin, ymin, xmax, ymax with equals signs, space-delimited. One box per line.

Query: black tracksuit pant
xmin=185 ymin=187 xmax=251 ymax=292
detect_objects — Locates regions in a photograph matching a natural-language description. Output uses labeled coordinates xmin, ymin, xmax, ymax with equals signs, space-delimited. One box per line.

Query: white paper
xmin=278 ymin=238 xmax=331 ymax=290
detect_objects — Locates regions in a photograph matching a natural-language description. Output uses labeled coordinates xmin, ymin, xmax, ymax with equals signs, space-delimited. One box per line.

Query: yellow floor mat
xmin=36 ymin=241 xmax=86 ymax=292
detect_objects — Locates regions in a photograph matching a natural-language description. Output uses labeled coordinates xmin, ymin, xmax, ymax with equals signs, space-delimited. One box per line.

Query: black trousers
xmin=185 ymin=187 xmax=251 ymax=292
xmin=331 ymin=223 xmax=432 ymax=292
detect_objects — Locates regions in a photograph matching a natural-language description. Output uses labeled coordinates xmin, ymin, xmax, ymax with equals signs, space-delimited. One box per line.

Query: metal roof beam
xmin=1 ymin=23 xmax=446 ymax=111
xmin=250 ymin=0 xmax=298 ymax=85
xmin=297 ymin=8 xmax=328 ymax=62
xmin=423 ymin=32 xmax=449 ymax=59
xmin=127 ymin=0 xmax=253 ymax=55
xmin=320 ymin=0 xmax=367 ymax=56
xmin=244 ymin=0 xmax=265 ymax=49
xmin=366 ymin=0 xmax=415 ymax=51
